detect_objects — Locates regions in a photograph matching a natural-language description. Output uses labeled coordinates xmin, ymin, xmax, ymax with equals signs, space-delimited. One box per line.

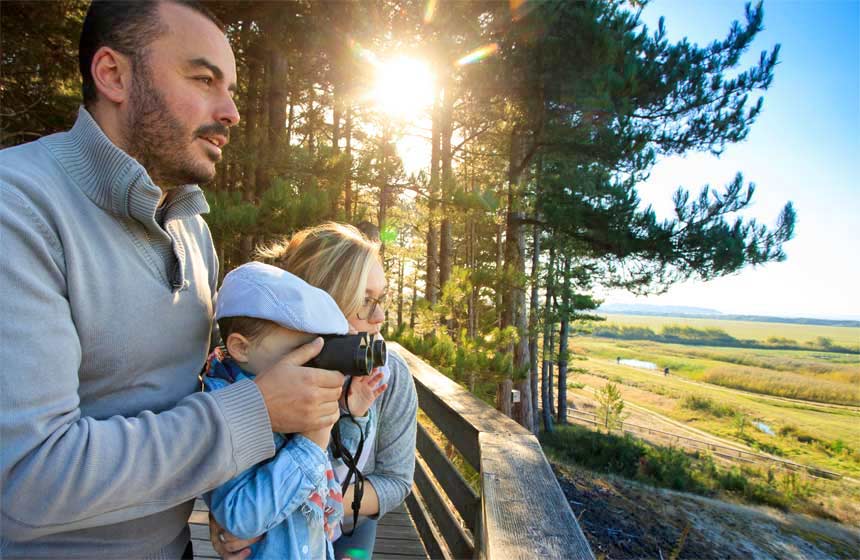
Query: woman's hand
xmin=208 ymin=512 xmax=262 ymax=559
xmin=342 ymin=369 xmax=387 ymax=417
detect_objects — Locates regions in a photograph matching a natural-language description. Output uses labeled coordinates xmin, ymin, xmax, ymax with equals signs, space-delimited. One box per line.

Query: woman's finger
xmin=374 ymin=383 xmax=388 ymax=398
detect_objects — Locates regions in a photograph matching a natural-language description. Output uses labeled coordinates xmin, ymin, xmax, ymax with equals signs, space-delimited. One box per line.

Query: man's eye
xmin=196 ymin=76 xmax=213 ymax=86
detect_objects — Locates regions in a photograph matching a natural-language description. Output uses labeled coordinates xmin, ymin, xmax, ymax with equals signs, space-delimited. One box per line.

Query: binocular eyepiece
xmin=306 ymin=332 xmax=386 ymax=376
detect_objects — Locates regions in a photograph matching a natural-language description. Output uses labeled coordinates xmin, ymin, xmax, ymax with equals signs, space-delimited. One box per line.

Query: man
xmin=0 ymin=1 xmax=344 ymax=557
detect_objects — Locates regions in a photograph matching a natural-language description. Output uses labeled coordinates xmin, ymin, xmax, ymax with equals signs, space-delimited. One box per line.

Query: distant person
xmin=0 ymin=2 xmax=343 ymax=556
xmin=617 ymin=356 xmax=621 ymax=364
xmin=664 ymin=367 xmax=670 ymax=376
xmin=204 ymin=262 xmax=385 ymax=559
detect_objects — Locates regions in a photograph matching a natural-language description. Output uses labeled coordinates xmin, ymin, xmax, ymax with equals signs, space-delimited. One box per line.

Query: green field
xmin=566 ymin=330 xmax=860 ymax=523
xmin=578 ymin=339 xmax=860 ymax=405
xmin=566 ymin=315 xmax=860 ymax=481
xmin=600 ymin=313 xmax=860 ymax=349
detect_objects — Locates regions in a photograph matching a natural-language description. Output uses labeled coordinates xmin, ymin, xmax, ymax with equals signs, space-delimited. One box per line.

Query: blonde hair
xmin=257 ymin=222 xmax=382 ymax=319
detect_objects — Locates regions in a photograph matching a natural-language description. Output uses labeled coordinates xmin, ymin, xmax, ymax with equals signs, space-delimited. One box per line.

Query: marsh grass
xmin=702 ymin=367 xmax=860 ymax=406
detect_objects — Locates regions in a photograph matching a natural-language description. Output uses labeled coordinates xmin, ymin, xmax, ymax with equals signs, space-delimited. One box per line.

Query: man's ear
xmin=90 ymin=46 xmax=133 ymax=105
xmin=225 ymin=332 xmax=252 ymax=363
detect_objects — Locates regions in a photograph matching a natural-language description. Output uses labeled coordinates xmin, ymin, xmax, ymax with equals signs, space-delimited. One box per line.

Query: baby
xmin=203 ymin=262 xmax=379 ymax=559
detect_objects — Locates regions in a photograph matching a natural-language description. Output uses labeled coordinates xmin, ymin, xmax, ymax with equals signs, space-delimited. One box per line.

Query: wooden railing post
xmin=391 ymin=343 xmax=595 ymax=560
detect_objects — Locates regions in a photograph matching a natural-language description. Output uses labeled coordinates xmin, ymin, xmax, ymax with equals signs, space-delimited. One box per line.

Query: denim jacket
xmin=203 ymin=349 xmax=371 ymax=559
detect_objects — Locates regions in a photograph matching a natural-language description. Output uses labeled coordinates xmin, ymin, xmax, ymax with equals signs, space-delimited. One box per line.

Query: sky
xmin=596 ymin=0 xmax=860 ymax=320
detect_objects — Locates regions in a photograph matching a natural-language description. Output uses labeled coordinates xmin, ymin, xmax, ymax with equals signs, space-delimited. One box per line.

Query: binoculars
xmin=306 ymin=332 xmax=386 ymax=376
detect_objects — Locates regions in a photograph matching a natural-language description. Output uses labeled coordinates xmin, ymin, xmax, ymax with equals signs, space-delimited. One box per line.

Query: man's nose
xmin=216 ymin=94 xmax=240 ymax=127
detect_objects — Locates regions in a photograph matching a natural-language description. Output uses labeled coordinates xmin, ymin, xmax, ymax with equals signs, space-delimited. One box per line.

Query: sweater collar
xmin=44 ymin=107 xmax=209 ymax=224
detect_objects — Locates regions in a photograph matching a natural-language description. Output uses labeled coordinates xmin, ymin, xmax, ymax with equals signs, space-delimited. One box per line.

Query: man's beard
xmin=125 ymin=63 xmax=224 ymax=188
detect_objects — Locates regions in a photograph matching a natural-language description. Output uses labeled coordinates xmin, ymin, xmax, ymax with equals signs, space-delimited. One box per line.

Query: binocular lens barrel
xmin=307 ymin=333 xmax=386 ymax=376
xmin=372 ymin=338 xmax=386 ymax=369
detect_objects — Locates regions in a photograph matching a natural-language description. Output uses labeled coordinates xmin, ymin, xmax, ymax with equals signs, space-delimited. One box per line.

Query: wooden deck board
xmin=190 ymin=498 xmax=428 ymax=560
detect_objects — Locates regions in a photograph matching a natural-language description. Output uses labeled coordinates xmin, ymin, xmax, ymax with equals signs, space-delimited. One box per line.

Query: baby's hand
xmin=342 ymin=369 xmax=387 ymax=418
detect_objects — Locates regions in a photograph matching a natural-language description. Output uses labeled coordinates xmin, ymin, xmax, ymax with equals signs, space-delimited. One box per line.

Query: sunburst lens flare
xmin=371 ymin=57 xmax=435 ymax=117
xmin=510 ymin=0 xmax=537 ymax=21
xmin=424 ymin=0 xmax=438 ymax=23
xmin=456 ymin=43 xmax=499 ymax=66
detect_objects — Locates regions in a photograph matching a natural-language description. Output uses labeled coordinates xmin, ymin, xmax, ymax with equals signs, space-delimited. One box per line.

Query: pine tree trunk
xmin=468 ymin=221 xmax=478 ymax=339
xmin=306 ymin=87 xmax=316 ymax=159
xmin=557 ymin=255 xmax=571 ymax=424
xmin=343 ymin=108 xmax=352 ymax=221
xmin=496 ymin=379 xmax=513 ymax=418
xmin=425 ymin=93 xmax=441 ymax=304
xmin=286 ymin=96 xmax=295 ymax=154
xmin=528 ymin=221 xmax=541 ymax=433
xmin=397 ymin=257 xmax=404 ymax=329
xmin=549 ymin=308 xmax=556 ymax=418
xmin=331 ymin=79 xmax=343 ymax=216
xmin=499 ymin=128 xmax=533 ymax=432
xmin=438 ymin=80 xmax=454 ymax=294
xmin=495 ymin=222 xmax=503 ymax=328
xmin=541 ymin=242 xmax=556 ymax=432
xmin=241 ymin=51 xmax=261 ymax=200
xmin=409 ymin=271 xmax=418 ymax=330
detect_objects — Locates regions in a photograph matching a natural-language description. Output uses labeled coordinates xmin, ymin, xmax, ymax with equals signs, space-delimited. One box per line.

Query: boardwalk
xmin=190 ymin=498 xmax=428 ymax=559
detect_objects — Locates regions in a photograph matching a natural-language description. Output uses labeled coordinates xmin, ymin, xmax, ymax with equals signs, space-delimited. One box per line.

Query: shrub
xmin=680 ymin=395 xmax=737 ymax=418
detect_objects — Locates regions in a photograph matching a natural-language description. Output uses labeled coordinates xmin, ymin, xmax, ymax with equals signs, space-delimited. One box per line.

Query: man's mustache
xmin=195 ymin=123 xmax=230 ymax=142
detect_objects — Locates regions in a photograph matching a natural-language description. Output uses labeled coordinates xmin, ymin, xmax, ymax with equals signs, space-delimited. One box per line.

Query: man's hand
xmin=342 ymin=369 xmax=387 ymax=418
xmin=254 ymin=337 xmax=345 ymax=434
xmin=209 ymin=513 xmax=261 ymax=559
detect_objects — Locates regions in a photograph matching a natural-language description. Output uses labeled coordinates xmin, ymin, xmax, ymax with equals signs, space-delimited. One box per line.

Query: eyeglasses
xmin=356 ymin=293 xmax=388 ymax=320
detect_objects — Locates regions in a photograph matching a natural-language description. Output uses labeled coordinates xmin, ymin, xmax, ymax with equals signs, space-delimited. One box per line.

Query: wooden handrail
xmin=391 ymin=343 xmax=594 ymax=560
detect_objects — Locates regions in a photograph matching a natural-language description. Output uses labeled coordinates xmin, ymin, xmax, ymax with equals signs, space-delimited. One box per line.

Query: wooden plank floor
xmin=190 ymin=498 xmax=428 ymax=559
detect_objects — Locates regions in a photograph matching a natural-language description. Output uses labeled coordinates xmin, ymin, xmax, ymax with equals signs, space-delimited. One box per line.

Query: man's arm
xmin=0 ymin=188 xmax=275 ymax=540
xmin=0 ymin=189 xmax=340 ymax=540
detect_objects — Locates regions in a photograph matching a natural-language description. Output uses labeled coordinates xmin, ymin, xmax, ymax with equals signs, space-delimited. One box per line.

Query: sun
xmin=370 ymin=57 xmax=436 ymax=118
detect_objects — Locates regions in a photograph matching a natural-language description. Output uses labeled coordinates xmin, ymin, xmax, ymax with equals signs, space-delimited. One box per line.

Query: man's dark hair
xmin=79 ymin=0 xmax=224 ymax=107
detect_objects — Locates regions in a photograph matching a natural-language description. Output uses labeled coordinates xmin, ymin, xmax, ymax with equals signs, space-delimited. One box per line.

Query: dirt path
xmin=568 ymin=377 xmax=761 ymax=454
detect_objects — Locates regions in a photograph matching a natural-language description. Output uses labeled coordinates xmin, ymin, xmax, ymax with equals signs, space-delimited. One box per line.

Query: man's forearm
xmin=1 ymin=382 xmax=274 ymax=541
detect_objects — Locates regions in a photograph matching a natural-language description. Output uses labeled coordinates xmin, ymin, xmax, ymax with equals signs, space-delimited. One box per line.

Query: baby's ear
xmin=225 ymin=332 xmax=252 ymax=363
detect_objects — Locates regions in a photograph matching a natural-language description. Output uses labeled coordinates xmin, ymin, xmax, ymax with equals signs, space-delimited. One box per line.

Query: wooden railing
xmin=390 ymin=343 xmax=594 ymax=560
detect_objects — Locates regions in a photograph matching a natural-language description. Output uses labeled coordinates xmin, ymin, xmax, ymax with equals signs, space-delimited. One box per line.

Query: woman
xmin=210 ymin=223 xmax=418 ymax=560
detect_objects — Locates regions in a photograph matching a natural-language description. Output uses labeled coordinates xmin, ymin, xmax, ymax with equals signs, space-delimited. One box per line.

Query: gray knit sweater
xmin=352 ymin=349 xmax=417 ymax=519
xmin=0 ymin=108 xmax=275 ymax=558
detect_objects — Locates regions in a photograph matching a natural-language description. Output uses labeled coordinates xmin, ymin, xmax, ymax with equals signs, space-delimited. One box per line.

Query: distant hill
xmin=597 ymin=303 xmax=860 ymax=328
xmin=598 ymin=303 xmax=722 ymax=316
